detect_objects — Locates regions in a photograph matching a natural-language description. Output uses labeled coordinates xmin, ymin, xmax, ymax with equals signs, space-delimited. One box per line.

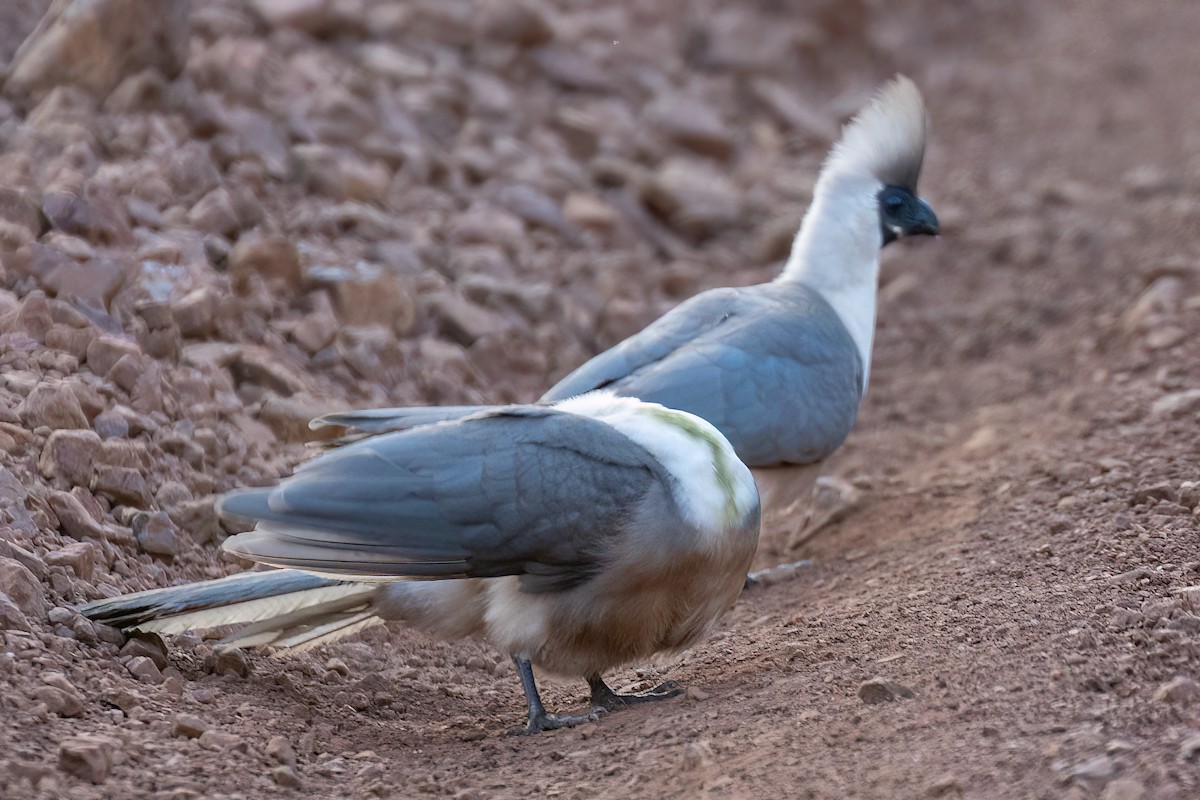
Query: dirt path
xmin=2 ymin=1 xmax=1198 ymax=798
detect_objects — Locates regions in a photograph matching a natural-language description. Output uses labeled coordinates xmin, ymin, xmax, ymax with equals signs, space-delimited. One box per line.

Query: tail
xmin=308 ymin=405 xmax=492 ymax=447
xmin=77 ymin=569 xmax=384 ymax=653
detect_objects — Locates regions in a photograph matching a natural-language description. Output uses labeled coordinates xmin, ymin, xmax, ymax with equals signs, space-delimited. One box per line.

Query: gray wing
xmin=220 ymin=407 xmax=659 ymax=592
xmin=541 ymin=287 xmax=748 ymax=402
xmin=548 ymin=283 xmax=863 ymax=466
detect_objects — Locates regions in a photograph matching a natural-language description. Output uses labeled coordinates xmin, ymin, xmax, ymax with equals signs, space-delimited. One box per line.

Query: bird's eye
xmin=884 ymin=194 xmax=904 ymax=209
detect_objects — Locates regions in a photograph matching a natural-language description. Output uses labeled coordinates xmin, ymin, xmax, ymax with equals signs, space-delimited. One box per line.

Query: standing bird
xmin=78 ymin=392 xmax=760 ymax=734
xmin=314 ymin=76 xmax=938 ymax=476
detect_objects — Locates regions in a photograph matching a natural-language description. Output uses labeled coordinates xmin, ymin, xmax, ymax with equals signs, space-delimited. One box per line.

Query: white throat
xmin=777 ymin=171 xmax=882 ymax=391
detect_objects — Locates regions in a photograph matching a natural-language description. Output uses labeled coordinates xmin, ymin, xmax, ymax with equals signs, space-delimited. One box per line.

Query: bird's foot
xmin=518 ymin=709 xmax=599 ymax=735
xmin=589 ymin=676 xmax=684 ymax=712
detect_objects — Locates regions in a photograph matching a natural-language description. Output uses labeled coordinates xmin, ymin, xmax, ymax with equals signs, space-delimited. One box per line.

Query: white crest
xmin=823 ymin=75 xmax=928 ymax=191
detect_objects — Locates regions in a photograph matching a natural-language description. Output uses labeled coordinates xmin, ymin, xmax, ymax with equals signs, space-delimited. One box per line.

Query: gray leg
xmin=587 ymin=674 xmax=683 ymax=712
xmin=512 ymin=656 xmax=596 ymax=735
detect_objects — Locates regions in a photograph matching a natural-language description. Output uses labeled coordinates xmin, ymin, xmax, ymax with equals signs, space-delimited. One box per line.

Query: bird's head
xmin=823 ymin=75 xmax=939 ymax=246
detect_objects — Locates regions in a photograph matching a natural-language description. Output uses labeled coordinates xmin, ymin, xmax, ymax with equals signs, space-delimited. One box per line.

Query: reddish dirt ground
xmin=2 ymin=1 xmax=1199 ymax=798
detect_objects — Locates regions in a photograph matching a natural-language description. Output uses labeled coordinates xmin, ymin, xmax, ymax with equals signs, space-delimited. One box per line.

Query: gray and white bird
xmin=312 ymin=76 xmax=938 ymax=473
xmin=78 ymin=392 xmax=760 ymax=734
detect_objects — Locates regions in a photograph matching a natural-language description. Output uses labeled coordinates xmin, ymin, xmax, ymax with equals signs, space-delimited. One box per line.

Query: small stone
xmin=1180 ymin=732 xmax=1200 ymax=761
xmin=18 ymin=381 xmax=89 ymax=430
xmin=563 ymin=193 xmax=619 ymax=234
xmin=58 ymin=735 xmax=115 ymax=784
xmin=271 ymin=765 xmax=304 ymax=789
xmin=644 ymin=94 xmax=735 ymax=160
xmin=173 ymin=713 xmax=209 ymax=739
xmin=5 ymin=0 xmax=189 ymax=102
xmin=267 ymin=735 xmax=297 ymax=767
xmin=119 ymin=633 xmax=168 ymax=669
xmin=44 ymin=542 xmax=97 ymax=581
xmin=1151 ymin=389 xmax=1200 ymax=419
xmin=1101 ymin=778 xmax=1145 ymax=800
xmin=925 ymin=774 xmax=961 ymax=797
xmin=86 ymin=336 xmax=140 ymax=376
xmin=304 ymin=262 xmax=416 ymax=334
xmin=229 ymin=232 xmax=302 ymax=295
xmin=92 ymin=410 xmax=129 ymax=440
xmin=212 ymin=649 xmax=250 ymax=677
xmin=857 ymin=676 xmax=915 ymax=705
xmin=93 ymin=465 xmax=151 ymax=507
xmin=427 ymin=293 xmax=511 ymax=347
xmin=50 ymin=489 xmax=106 ymax=539
xmin=126 ymin=655 xmax=163 ymax=684
xmin=134 ymin=511 xmax=184 ymax=557
xmin=172 ymin=287 xmax=217 ymax=338
xmin=478 ymin=0 xmax=554 ymax=47
xmin=1068 ymin=755 xmax=1115 ymax=783
xmin=0 ymin=591 xmax=31 ymax=631
xmin=643 ymin=157 xmax=742 ymax=239
xmin=259 ymin=394 xmax=329 ymax=444
xmin=36 ymin=685 xmax=85 ymax=717
xmin=0 ymin=557 xmax=47 ymax=619
xmin=198 ymin=730 xmax=244 ymax=751
xmin=1152 ymin=676 xmax=1200 ymax=705
xmin=679 ymin=740 xmax=713 ymax=771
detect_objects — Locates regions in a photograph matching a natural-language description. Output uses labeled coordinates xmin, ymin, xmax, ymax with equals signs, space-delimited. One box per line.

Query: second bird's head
xmin=826 ymin=75 xmax=941 ymax=247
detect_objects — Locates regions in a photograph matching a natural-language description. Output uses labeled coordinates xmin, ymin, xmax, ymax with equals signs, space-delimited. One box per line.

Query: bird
xmin=77 ymin=391 xmax=761 ymax=735
xmin=311 ymin=76 xmax=938 ymax=476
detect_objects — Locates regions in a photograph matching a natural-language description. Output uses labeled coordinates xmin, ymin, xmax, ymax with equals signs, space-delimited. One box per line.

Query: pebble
xmin=0 ymin=557 xmax=47 ymax=619
xmin=126 ymin=655 xmax=164 ymax=684
xmin=1101 ymin=778 xmax=1145 ymax=800
xmin=0 ymin=591 xmax=31 ymax=631
xmin=36 ymin=685 xmax=85 ymax=717
xmin=228 ymin=233 xmax=303 ymax=295
xmin=271 ymin=765 xmax=304 ymax=789
xmin=17 ymin=381 xmax=89 ymax=430
xmin=857 ymin=676 xmax=915 ymax=705
xmin=93 ymin=465 xmax=152 ymax=508
xmin=44 ymin=542 xmax=97 ymax=581
xmin=1152 ymin=676 xmax=1200 ymax=705
xmin=679 ymin=740 xmax=714 ymax=771
xmin=172 ymin=713 xmax=210 ymax=739
xmin=49 ymin=489 xmax=107 ymax=540
xmin=267 ymin=735 xmax=298 ymax=767
xmin=58 ymin=734 xmax=116 ymax=784
xmin=134 ymin=511 xmax=184 ymax=557
xmin=1180 ymin=732 xmax=1200 ymax=761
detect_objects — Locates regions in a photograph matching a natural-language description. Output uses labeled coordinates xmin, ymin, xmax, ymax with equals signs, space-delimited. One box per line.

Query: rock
xmin=44 ymin=542 xmax=96 ymax=580
xmin=304 ymin=262 xmax=416 ymax=334
xmin=92 ymin=465 xmax=151 ymax=507
xmin=1101 ymin=778 xmax=1145 ymax=800
xmin=291 ymin=144 xmax=390 ymax=203
xmin=172 ymin=287 xmax=217 ymax=338
xmin=644 ymin=95 xmax=735 ymax=160
xmin=58 ymin=734 xmax=115 ymax=784
xmin=0 ymin=557 xmax=47 ymax=619
xmin=85 ymin=336 xmax=140 ymax=376
xmin=267 ymin=735 xmax=297 ymax=767
xmin=40 ymin=429 xmax=103 ymax=486
xmin=749 ymin=78 xmax=838 ymax=143
xmin=17 ymin=381 xmax=89 ymax=429
xmin=1122 ymin=276 xmax=1183 ymax=333
xmin=172 ymin=713 xmax=209 ymax=739
xmin=427 ymin=293 xmax=512 ymax=347
xmin=1131 ymin=481 xmax=1177 ymax=506
xmin=212 ymin=648 xmax=250 ymax=677
xmin=119 ymin=634 xmax=168 ymax=668
xmin=271 ymin=765 xmax=304 ymax=789
xmin=563 ymin=193 xmax=619 ymax=234
xmin=1180 ymin=732 xmax=1200 ymax=761
xmin=478 ymin=0 xmax=554 ymax=47
xmin=92 ymin=410 xmax=129 ymax=440
xmin=229 ymin=232 xmax=302 ymax=295
xmin=679 ymin=740 xmax=714 ymax=771
xmin=40 ymin=190 xmax=134 ymax=246
xmin=0 ymin=188 xmax=46 ymax=241
xmin=198 ymin=730 xmax=244 ymax=751
xmin=496 ymin=184 xmax=579 ymax=243
xmin=1067 ymin=755 xmax=1115 ymax=784
xmin=134 ymin=511 xmax=183 ymax=557
xmin=449 ymin=206 xmax=525 ymax=252
xmin=126 ymin=655 xmax=163 ymax=684
xmin=187 ymin=188 xmax=242 ymax=237
xmin=1151 ymin=389 xmax=1200 ymax=419
xmin=36 ymin=685 xmax=85 ymax=717
xmin=6 ymin=0 xmax=190 ymax=102
xmin=0 ymin=592 xmax=32 ymax=631
xmin=259 ymin=394 xmax=328 ymax=443
xmin=1152 ymin=676 xmax=1200 ymax=705
xmin=531 ymin=47 xmax=611 ymax=92
xmin=250 ymin=0 xmax=364 ymax=37
xmin=857 ymin=676 xmax=915 ymax=705
xmin=643 ymin=158 xmax=742 ymax=239
xmin=49 ymin=490 xmax=105 ymax=540
xmin=288 ymin=298 xmax=339 ymax=354
xmin=167 ymin=497 xmax=221 ymax=545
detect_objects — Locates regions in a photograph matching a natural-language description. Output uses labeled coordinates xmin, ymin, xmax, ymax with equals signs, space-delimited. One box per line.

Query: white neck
xmin=777 ymin=171 xmax=882 ymax=391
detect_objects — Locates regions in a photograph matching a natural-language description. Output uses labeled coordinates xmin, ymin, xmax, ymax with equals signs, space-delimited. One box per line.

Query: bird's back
xmin=543 ymin=282 xmax=863 ymax=466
